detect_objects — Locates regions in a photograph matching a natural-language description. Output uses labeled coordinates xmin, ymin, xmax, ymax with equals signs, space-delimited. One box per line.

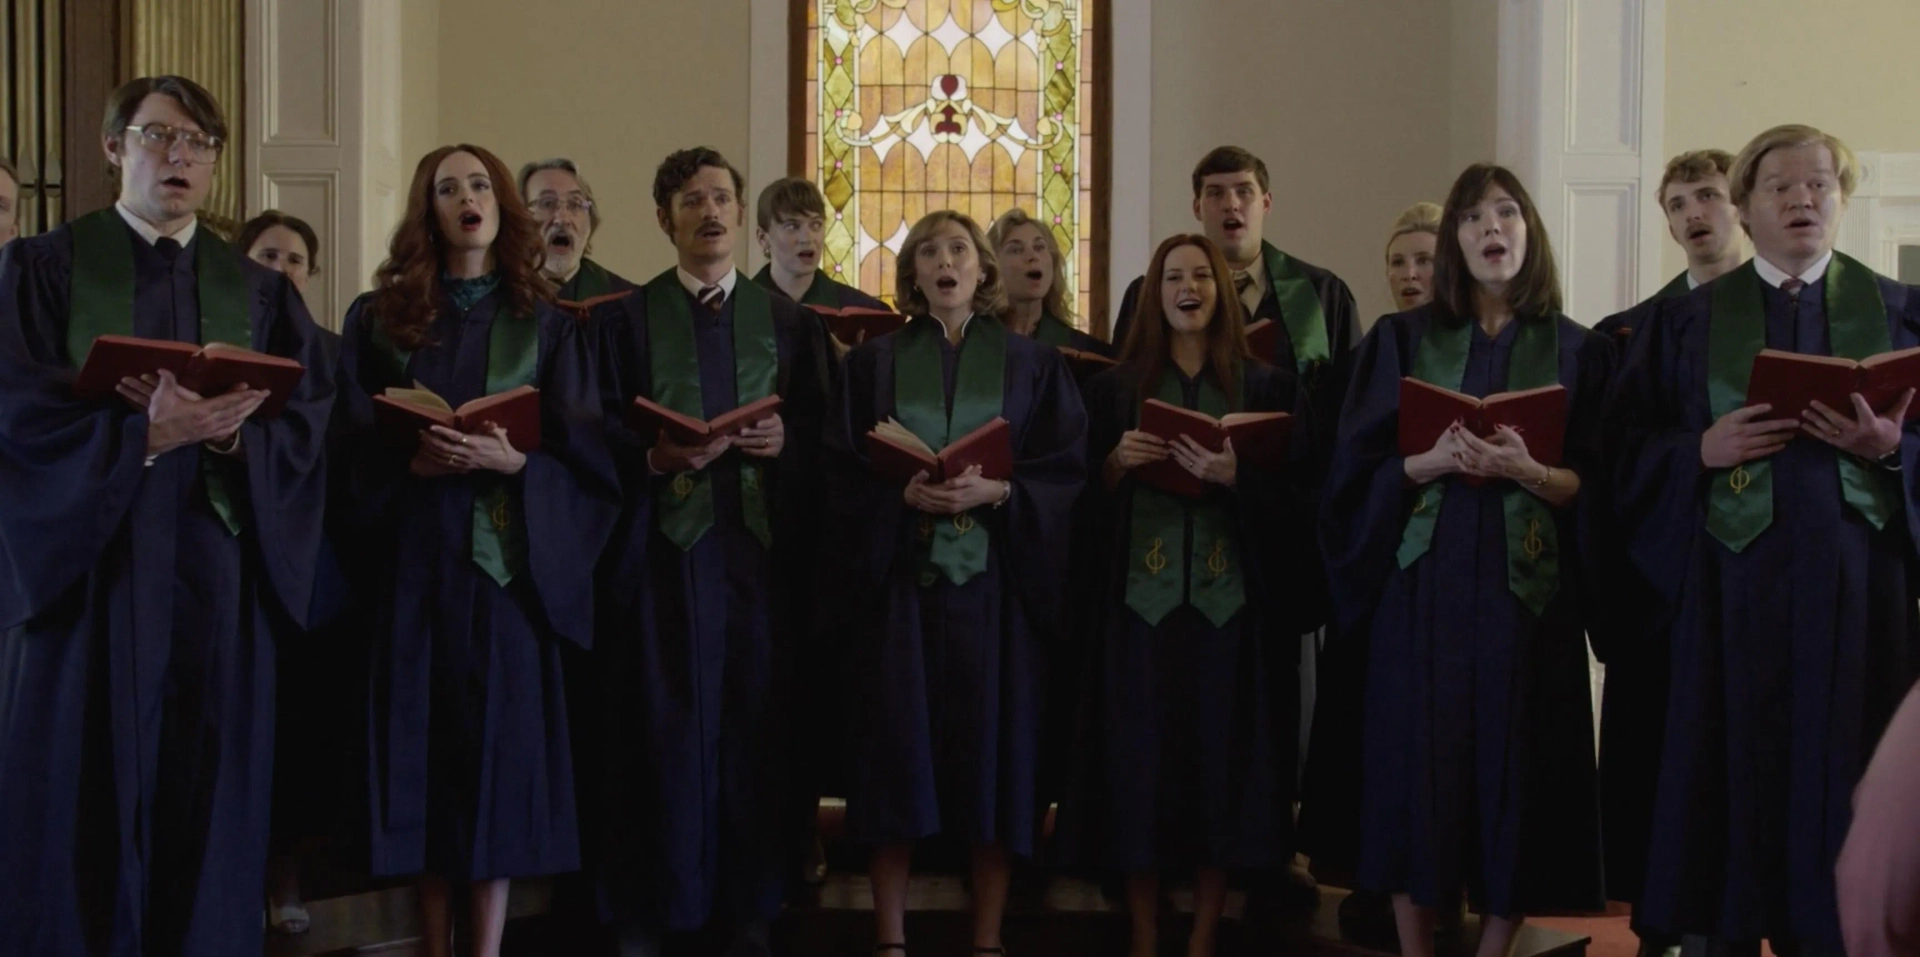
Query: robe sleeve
xmin=998 ymin=346 xmax=1090 ymax=639
xmin=234 ymin=265 xmax=335 ymax=626
xmin=522 ymin=307 xmax=622 ymax=648
xmin=1319 ymin=314 xmax=1415 ymax=634
xmin=331 ymin=295 xmax=414 ymax=568
xmin=0 ymin=233 xmax=150 ymax=628
xmin=817 ymin=339 xmax=900 ymax=633
xmin=1599 ymin=301 xmax=1706 ymax=630
xmin=1238 ymin=361 xmax=1322 ymax=635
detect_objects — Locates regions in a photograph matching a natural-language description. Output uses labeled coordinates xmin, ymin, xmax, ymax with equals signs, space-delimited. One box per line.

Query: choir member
xmin=336 ymin=143 xmax=618 ymax=957
xmin=1385 ymin=202 xmax=1441 ymax=314
xmin=238 ymin=208 xmax=332 ymax=937
xmin=824 ymin=210 xmax=1086 ymax=956
xmin=592 ymin=147 xmax=834 ymax=957
xmin=518 ymin=157 xmax=637 ymax=304
xmin=239 ymin=209 xmax=320 ymax=297
xmin=0 ymin=157 xmax=19 ymax=243
xmin=751 ymin=176 xmax=886 ymax=310
xmin=1606 ymin=123 xmax=1920 ymax=957
xmin=1595 ymin=150 xmax=1746 ymax=344
xmin=1058 ymin=233 xmax=1309 ymax=957
xmin=1324 ymin=163 xmax=1609 ymax=957
xmin=1588 ymin=148 xmax=1745 ymax=956
xmin=989 ymin=206 xmax=1109 ymax=354
xmin=0 ymin=75 xmax=334 ymax=956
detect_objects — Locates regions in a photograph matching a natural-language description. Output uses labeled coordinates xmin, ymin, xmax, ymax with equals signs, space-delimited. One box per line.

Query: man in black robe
xmin=594 ymin=147 xmax=834 ymax=957
xmin=0 ymin=75 xmax=332 ymax=957
xmin=1590 ymin=147 xmax=1748 ymax=942
xmin=750 ymin=176 xmax=886 ymax=312
xmin=518 ymin=157 xmax=637 ymax=308
xmin=1606 ymin=123 xmax=1920 ymax=957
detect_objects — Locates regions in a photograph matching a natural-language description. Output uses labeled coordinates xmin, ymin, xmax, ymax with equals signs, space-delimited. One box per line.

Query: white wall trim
xmin=746 ymin=0 xmax=789 ymax=274
xmin=1108 ymin=0 xmax=1151 ymax=318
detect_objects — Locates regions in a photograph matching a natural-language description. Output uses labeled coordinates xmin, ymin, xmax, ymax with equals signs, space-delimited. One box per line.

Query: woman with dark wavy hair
xmin=332 ymin=144 xmax=619 ymax=957
xmin=1323 ymin=164 xmax=1610 ymax=957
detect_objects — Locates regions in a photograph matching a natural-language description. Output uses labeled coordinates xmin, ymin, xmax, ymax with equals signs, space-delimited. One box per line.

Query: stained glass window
xmin=804 ymin=0 xmax=1100 ymax=326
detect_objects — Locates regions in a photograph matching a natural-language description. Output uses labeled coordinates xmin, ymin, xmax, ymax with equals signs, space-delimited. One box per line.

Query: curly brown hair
xmin=372 ymin=144 xmax=549 ymax=350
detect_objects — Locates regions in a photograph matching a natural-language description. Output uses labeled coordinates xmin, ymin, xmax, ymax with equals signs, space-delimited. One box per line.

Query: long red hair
xmin=371 ymin=144 xmax=550 ymax=350
xmin=1119 ymin=234 xmax=1252 ymax=409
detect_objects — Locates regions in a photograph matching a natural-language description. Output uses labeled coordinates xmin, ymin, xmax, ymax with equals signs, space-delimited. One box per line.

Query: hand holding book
xmin=413 ymin=422 xmax=525 ymax=477
xmin=120 ymin=368 xmax=269 ymax=458
xmin=1800 ymin=389 xmax=1912 ymax=461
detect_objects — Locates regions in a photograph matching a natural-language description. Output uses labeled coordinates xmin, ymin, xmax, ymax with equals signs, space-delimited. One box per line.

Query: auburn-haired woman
xmin=333 ymin=144 xmax=618 ymax=957
xmin=1056 ymin=233 xmax=1310 ymax=957
xmin=1323 ymin=164 xmax=1609 ymax=957
xmin=823 ymin=210 xmax=1087 ymax=957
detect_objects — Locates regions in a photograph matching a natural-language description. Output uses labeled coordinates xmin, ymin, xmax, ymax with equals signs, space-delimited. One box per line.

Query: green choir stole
xmin=1260 ymin=241 xmax=1333 ymax=374
xmin=368 ymin=290 xmax=539 ymax=588
xmin=1704 ymin=253 xmax=1899 ymax=552
xmin=892 ymin=316 xmax=1007 ymax=587
xmin=1395 ymin=313 xmax=1563 ymax=616
xmin=644 ymin=270 xmax=779 ymax=551
xmin=67 ymin=208 xmax=251 ymax=536
xmin=1123 ymin=368 xmax=1246 ymax=627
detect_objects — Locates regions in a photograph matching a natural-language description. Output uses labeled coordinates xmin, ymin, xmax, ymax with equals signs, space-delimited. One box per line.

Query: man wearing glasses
xmin=0 ymin=76 xmax=333 ymax=956
xmin=518 ymin=157 xmax=637 ymax=312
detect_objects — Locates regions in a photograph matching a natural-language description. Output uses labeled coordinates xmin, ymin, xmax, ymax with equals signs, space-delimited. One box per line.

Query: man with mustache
xmin=592 ymin=147 xmax=835 ymax=957
xmin=0 ymin=75 xmax=333 ymax=956
xmin=518 ymin=157 xmax=636 ymax=312
xmin=751 ymin=176 xmax=885 ymax=310
xmin=1607 ymin=124 xmax=1920 ymax=957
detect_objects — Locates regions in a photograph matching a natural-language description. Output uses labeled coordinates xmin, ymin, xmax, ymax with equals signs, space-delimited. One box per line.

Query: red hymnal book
xmin=1398 ymin=379 xmax=1566 ymax=486
xmin=1745 ymin=346 xmax=1920 ymax=423
xmin=555 ymin=290 xmax=634 ymax=322
xmin=626 ymin=394 xmax=784 ymax=445
xmin=374 ymin=384 xmax=543 ymax=452
xmin=74 ymin=335 xmax=306 ymax=418
xmin=1134 ymin=398 xmax=1295 ymax=498
xmin=867 ymin=417 xmax=1012 ymax=484
xmin=1244 ymin=318 xmax=1279 ymax=364
xmin=807 ymin=305 xmax=909 ymax=346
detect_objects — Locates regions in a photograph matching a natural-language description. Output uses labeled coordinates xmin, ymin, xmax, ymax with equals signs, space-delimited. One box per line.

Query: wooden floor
xmin=265 ymin=875 xmax=1590 ymax=957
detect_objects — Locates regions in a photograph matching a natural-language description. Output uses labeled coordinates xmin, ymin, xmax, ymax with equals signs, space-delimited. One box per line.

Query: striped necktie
xmin=698 ymin=283 xmax=726 ymax=312
xmin=1781 ymin=277 xmax=1805 ymax=303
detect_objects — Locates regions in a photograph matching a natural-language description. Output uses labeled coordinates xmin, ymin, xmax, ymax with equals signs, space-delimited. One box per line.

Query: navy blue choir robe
xmin=0 ymin=218 xmax=332 ymax=956
xmin=752 ymin=265 xmax=887 ymax=312
xmin=823 ymin=317 xmax=1087 ymax=856
xmin=591 ymin=280 xmax=834 ymax=931
xmin=1603 ymin=272 xmax=1920 ymax=950
xmin=336 ymin=291 xmax=619 ymax=883
xmin=1056 ymin=359 xmax=1309 ymax=873
xmin=557 ymin=257 xmax=639 ymax=304
xmin=1321 ymin=305 xmax=1610 ymax=917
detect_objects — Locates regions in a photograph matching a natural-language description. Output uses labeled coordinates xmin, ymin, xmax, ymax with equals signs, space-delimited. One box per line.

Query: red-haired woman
xmin=1056 ymin=234 xmax=1310 ymax=957
xmin=333 ymin=144 xmax=618 ymax=957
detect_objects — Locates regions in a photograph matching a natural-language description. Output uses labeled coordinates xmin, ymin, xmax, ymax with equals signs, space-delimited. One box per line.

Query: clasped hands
xmin=1405 ymin=421 xmax=1547 ymax=485
xmin=646 ymin=414 xmax=785 ymax=475
xmin=1107 ymin=430 xmax=1238 ymax=487
xmin=117 ymin=369 xmax=263 ymax=458
xmin=1700 ymin=389 xmax=1912 ymax=469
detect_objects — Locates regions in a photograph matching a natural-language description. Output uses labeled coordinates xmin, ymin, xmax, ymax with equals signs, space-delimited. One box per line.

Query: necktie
xmin=1782 ymin=277 xmax=1805 ymax=303
xmin=1233 ymin=269 xmax=1258 ymax=314
xmin=155 ymin=236 xmax=183 ymax=263
xmin=698 ymin=283 xmax=725 ymax=312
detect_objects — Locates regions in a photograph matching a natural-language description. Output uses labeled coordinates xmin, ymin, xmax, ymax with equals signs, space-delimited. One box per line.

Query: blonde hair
xmin=1385 ymin=201 xmax=1442 ymax=259
xmin=895 ymin=210 xmax=1007 ymax=317
xmin=1730 ymin=124 xmax=1859 ymax=208
xmin=987 ymin=207 xmax=1075 ymax=325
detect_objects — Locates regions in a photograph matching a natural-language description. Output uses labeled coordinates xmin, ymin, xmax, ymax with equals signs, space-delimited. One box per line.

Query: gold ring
xmin=459 ymin=435 xmax=468 ymax=444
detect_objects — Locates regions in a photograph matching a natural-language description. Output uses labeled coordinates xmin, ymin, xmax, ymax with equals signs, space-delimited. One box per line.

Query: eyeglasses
xmin=529 ymin=197 xmax=594 ymax=216
xmin=124 ymin=124 xmax=223 ymax=163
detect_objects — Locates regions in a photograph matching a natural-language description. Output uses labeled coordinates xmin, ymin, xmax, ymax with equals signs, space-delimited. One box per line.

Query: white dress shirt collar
xmin=114 ymin=202 xmax=197 ymax=249
xmin=1753 ymin=250 xmax=1833 ymax=290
